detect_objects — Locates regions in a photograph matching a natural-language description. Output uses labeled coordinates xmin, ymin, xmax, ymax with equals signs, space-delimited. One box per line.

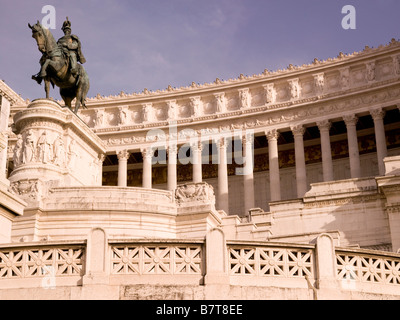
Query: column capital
xmin=190 ymin=140 xmax=204 ymax=152
xmin=265 ymin=129 xmax=280 ymax=141
xmin=216 ymin=136 xmax=228 ymax=150
xmin=140 ymin=147 xmax=153 ymax=160
xmin=343 ymin=114 xmax=358 ymax=126
xmin=317 ymin=119 xmax=332 ymax=131
xmin=370 ymin=107 xmax=385 ymax=121
xmin=98 ymin=154 xmax=106 ymax=163
xmin=291 ymin=125 xmax=305 ymax=137
xmin=117 ymin=150 xmax=130 ymax=161
xmin=166 ymin=144 xmax=178 ymax=155
xmin=241 ymin=133 xmax=254 ymax=146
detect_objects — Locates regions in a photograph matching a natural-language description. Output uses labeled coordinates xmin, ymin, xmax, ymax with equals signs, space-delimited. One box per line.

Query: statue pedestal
xmin=9 ymin=99 xmax=106 ymax=207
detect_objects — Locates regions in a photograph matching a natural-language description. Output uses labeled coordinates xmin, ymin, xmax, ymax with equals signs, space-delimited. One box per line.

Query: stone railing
xmin=110 ymin=241 xmax=203 ymax=276
xmin=228 ymin=243 xmax=314 ymax=278
xmin=1 ymin=231 xmax=400 ymax=299
xmin=336 ymin=247 xmax=400 ymax=286
xmin=0 ymin=241 xmax=85 ymax=289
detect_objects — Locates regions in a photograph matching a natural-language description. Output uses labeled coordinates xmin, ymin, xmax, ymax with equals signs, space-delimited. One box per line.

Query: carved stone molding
xmin=9 ymin=178 xmax=42 ymax=202
xmin=175 ymin=182 xmax=215 ymax=204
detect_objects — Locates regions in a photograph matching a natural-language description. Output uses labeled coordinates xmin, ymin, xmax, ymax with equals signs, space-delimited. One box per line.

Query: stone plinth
xmin=9 ymin=99 xmax=106 ymax=207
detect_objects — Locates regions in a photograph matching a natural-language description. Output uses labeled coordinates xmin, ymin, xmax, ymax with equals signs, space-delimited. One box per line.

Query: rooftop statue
xmin=29 ymin=17 xmax=90 ymax=114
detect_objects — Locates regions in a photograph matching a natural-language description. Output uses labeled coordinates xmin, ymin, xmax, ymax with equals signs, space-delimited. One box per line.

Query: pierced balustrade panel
xmin=336 ymin=251 xmax=400 ymax=285
xmin=0 ymin=245 xmax=85 ymax=279
xmin=228 ymin=245 xmax=314 ymax=278
xmin=111 ymin=243 xmax=202 ymax=275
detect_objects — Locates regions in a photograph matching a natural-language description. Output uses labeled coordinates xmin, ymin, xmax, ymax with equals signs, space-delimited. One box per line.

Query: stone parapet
xmin=1 ymin=231 xmax=400 ymax=300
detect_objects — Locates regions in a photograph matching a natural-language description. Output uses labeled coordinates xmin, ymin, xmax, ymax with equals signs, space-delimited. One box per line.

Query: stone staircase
xmin=221 ymin=208 xmax=273 ymax=241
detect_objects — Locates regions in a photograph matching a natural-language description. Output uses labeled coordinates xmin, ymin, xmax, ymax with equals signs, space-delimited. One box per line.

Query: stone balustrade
xmin=1 ymin=231 xmax=400 ymax=299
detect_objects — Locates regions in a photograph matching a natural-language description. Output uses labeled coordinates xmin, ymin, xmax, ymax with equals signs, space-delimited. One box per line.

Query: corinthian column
xmin=317 ymin=120 xmax=334 ymax=182
xmin=243 ymin=134 xmax=255 ymax=212
xmin=167 ymin=144 xmax=178 ymax=191
xmin=192 ymin=141 xmax=203 ymax=183
xmin=217 ymin=137 xmax=229 ymax=214
xmin=0 ymin=97 xmax=10 ymax=180
xmin=117 ymin=150 xmax=130 ymax=187
xmin=141 ymin=147 xmax=153 ymax=189
xmin=266 ymin=129 xmax=281 ymax=202
xmin=343 ymin=114 xmax=361 ymax=179
xmin=370 ymin=108 xmax=387 ymax=176
xmin=291 ymin=125 xmax=307 ymax=198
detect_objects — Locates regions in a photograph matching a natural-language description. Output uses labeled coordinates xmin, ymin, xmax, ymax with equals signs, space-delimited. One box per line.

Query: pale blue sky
xmin=1 ymin=0 xmax=400 ymax=101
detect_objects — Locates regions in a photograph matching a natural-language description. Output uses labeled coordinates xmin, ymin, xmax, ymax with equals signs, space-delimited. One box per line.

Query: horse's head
xmin=28 ymin=21 xmax=49 ymax=53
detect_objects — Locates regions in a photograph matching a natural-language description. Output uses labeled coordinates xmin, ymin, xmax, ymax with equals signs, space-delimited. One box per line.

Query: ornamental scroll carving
xmin=175 ymin=182 xmax=215 ymax=204
xmin=9 ymin=179 xmax=42 ymax=201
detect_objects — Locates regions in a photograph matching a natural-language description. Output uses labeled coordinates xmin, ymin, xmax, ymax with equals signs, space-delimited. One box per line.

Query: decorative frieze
xmin=313 ymin=73 xmax=325 ymax=95
xmin=288 ymin=78 xmax=301 ymax=100
xmin=214 ymin=93 xmax=226 ymax=113
xmin=263 ymin=83 xmax=277 ymax=105
xmin=239 ymin=88 xmax=251 ymax=109
xmin=190 ymin=96 xmax=203 ymax=118
xmin=366 ymin=61 xmax=376 ymax=83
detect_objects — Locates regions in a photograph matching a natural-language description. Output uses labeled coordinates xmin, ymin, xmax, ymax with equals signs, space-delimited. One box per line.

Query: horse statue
xmin=29 ymin=19 xmax=90 ymax=114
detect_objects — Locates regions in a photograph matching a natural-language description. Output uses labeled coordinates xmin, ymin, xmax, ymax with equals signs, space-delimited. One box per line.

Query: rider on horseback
xmin=32 ymin=17 xmax=86 ymax=84
xmin=57 ymin=17 xmax=86 ymax=77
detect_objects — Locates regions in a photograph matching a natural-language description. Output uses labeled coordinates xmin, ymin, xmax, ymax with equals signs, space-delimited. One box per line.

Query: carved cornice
xmin=77 ymin=39 xmax=400 ymax=103
xmin=0 ymin=80 xmax=26 ymax=106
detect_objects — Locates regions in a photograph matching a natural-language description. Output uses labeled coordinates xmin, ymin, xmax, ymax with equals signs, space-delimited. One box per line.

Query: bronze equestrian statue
xmin=29 ymin=18 xmax=90 ymax=114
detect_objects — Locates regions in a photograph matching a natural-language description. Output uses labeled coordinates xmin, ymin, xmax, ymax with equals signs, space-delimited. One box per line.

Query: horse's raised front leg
xmin=40 ymin=59 xmax=51 ymax=77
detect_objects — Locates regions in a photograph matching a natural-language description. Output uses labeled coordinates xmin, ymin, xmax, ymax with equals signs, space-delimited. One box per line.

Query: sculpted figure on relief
xmin=22 ymin=130 xmax=36 ymax=164
xmin=13 ymin=134 xmax=23 ymax=167
xmin=37 ymin=131 xmax=53 ymax=164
